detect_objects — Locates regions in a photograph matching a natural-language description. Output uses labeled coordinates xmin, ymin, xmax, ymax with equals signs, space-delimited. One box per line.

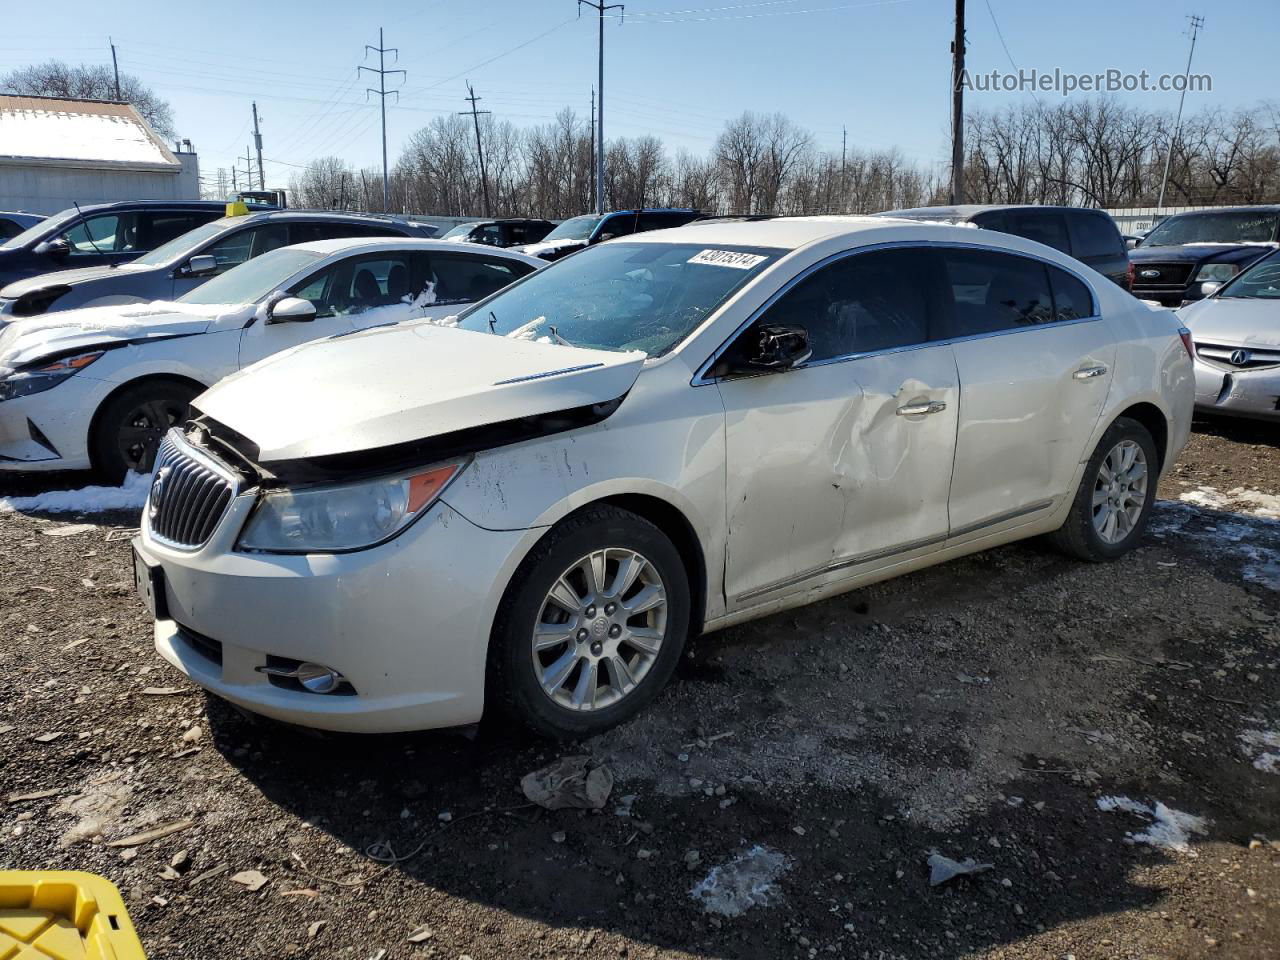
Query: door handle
xmin=1073 ymin=364 xmax=1108 ymax=380
xmin=896 ymin=400 xmax=947 ymax=417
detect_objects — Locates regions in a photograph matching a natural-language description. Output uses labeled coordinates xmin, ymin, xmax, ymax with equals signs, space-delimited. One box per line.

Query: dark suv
xmin=441 ymin=218 xmax=555 ymax=248
xmin=0 ymin=199 xmax=277 ymax=289
xmin=877 ymin=204 xmax=1130 ymax=288
xmin=1127 ymin=206 xmax=1280 ymax=306
xmin=515 ymin=208 xmax=703 ymax=262
xmin=0 ymin=210 xmax=435 ymax=317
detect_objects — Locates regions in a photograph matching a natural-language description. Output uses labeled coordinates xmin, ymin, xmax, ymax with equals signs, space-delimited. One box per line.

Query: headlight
xmin=236 ymin=462 xmax=463 ymax=553
xmin=0 ymin=351 xmax=102 ymax=402
xmin=1194 ymin=263 xmax=1239 ymax=283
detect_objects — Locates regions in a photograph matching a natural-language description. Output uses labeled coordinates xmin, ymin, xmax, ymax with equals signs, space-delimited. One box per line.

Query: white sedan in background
xmin=0 ymin=238 xmax=540 ymax=479
xmin=135 ymin=218 xmax=1194 ymax=738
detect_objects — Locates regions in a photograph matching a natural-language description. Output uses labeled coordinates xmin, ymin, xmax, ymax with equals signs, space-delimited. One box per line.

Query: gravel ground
xmin=2 ymin=416 xmax=1278 ymax=960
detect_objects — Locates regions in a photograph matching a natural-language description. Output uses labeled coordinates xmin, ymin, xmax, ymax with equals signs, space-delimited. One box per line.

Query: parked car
xmin=514 ymin=208 xmax=703 ymax=261
xmin=877 ymin=204 xmax=1131 ymax=287
xmin=133 ymin=217 xmax=1193 ymax=737
xmin=0 ymin=200 xmax=274 ymax=289
xmin=0 ymin=210 xmax=436 ymax=318
xmin=0 ymin=238 xmax=540 ymax=479
xmin=1179 ymin=248 xmax=1280 ymax=421
xmin=1128 ymin=205 xmax=1280 ymax=306
xmin=442 ymin=218 xmax=555 ymax=248
xmin=0 ymin=212 xmax=44 ymax=240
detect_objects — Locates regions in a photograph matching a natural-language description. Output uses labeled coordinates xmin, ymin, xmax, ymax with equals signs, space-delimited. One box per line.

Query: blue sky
xmin=3 ymin=0 xmax=1275 ymax=192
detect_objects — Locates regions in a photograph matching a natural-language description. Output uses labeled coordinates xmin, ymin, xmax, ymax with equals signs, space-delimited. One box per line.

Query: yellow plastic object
xmin=224 ymin=199 xmax=250 ymax=217
xmin=0 ymin=871 xmax=146 ymax=959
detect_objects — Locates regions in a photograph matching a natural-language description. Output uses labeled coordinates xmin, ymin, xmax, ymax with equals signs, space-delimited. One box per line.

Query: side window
xmin=1006 ymin=212 xmax=1071 ymax=254
xmin=140 ymin=213 xmax=201 ymax=249
xmin=600 ymin=214 xmax=637 ymax=239
xmin=0 ymin=219 xmax=20 ymax=240
xmin=1068 ymin=214 xmax=1124 ymax=259
xmin=474 ymin=224 xmax=503 ymax=246
xmin=940 ymin=249 xmax=1055 ymax=336
xmin=754 ymin=248 xmax=939 ymax=363
xmin=971 ymin=212 xmax=1007 ymax=233
xmin=64 ymin=212 xmax=140 ymax=255
xmin=290 ymin=253 xmax=416 ymax=319
xmin=1048 ymin=266 xmax=1095 ymax=321
xmin=204 ymin=224 xmax=289 ymax=274
xmin=425 ymin=255 xmax=527 ymax=305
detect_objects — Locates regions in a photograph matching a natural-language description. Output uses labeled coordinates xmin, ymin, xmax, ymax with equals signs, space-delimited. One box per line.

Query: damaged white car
xmin=0 ymin=238 xmax=540 ymax=478
xmin=135 ymin=218 xmax=1194 ymax=738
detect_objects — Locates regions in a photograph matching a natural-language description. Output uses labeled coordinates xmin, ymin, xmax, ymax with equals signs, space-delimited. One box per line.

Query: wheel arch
xmin=1112 ymin=401 xmax=1169 ymax=472
xmin=86 ymin=373 xmax=208 ymax=472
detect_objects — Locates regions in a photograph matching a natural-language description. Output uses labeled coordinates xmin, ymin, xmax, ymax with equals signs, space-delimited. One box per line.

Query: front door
xmin=715 ymin=246 xmax=959 ymax=609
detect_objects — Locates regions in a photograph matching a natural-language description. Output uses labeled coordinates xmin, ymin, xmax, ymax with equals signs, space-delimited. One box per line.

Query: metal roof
xmin=0 ymin=94 xmax=179 ymax=172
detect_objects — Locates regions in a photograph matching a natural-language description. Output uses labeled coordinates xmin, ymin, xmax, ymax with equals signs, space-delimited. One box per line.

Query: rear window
xmin=1068 ymin=214 xmax=1123 ymax=259
xmin=1005 ymin=212 xmax=1071 ymax=254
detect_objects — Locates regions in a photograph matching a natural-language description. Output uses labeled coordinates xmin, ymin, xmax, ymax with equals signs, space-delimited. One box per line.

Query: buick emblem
xmin=1230 ymin=349 xmax=1251 ymax=366
xmin=1139 ymin=269 xmax=1161 ymax=279
xmin=149 ymin=466 xmax=171 ymax=520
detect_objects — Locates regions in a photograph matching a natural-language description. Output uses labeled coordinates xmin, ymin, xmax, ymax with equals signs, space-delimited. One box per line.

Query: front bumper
xmin=0 ymin=375 xmax=100 ymax=471
xmin=1192 ymin=358 xmax=1280 ymax=420
xmin=140 ymin=490 xmax=529 ymax=733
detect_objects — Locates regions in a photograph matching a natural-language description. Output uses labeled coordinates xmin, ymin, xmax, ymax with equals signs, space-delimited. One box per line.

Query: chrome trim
xmin=494 ymin=362 xmax=605 ymax=385
xmin=732 ymin=498 xmax=1055 ymax=603
xmin=1073 ymin=364 xmax=1109 ymax=380
xmin=692 ymin=239 xmax=1102 ymax=386
xmin=147 ymin=428 xmax=240 ymax=552
xmin=896 ymin=399 xmax=947 ymax=416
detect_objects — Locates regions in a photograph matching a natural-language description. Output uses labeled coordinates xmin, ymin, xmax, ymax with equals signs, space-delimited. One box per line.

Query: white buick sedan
xmin=134 ymin=217 xmax=1195 ymax=738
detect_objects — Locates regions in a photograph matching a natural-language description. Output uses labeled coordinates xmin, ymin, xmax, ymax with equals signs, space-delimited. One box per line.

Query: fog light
xmin=296 ymin=662 xmax=344 ymax=693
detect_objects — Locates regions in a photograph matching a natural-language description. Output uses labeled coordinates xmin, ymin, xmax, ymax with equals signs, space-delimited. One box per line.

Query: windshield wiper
xmin=547 ymin=325 xmax=575 ymax=347
xmin=487 ymin=310 xmax=498 ymax=334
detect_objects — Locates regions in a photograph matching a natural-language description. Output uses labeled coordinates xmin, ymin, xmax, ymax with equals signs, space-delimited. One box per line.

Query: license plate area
xmin=132 ymin=540 xmax=169 ymax=620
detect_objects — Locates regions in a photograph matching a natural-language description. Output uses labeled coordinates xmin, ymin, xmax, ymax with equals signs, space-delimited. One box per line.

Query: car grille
xmin=1131 ymin=262 xmax=1195 ymax=287
xmin=149 ymin=431 xmax=238 ymax=548
xmin=1196 ymin=341 xmax=1280 ymax=371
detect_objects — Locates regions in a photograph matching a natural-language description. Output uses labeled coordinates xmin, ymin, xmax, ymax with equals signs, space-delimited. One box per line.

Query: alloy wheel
xmin=531 ymin=547 xmax=668 ymax=712
xmin=1092 ymin=439 xmax=1148 ymax=544
xmin=117 ymin=399 xmax=184 ymax=473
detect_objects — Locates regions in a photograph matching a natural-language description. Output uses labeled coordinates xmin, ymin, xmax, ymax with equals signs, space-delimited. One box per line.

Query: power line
xmin=460 ymin=82 xmax=493 ymax=216
xmin=360 ymin=27 xmax=406 ymax=212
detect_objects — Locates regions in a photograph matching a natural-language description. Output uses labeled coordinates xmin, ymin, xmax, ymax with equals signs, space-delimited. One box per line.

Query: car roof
xmin=622 ymin=215 xmax=933 ymax=251
xmin=207 ymin=210 xmax=426 ymax=229
xmin=878 ymin=204 xmax=1113 ymax=221
xmin=287 ymin=236 xmax=543 ymax=262
xmin=57 ymin=199 xmax=271 ymax=214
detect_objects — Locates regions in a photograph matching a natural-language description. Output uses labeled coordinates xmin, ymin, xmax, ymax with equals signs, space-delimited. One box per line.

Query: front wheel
xmin=1047 ymin=417 xmax=1159 ymax=561
xmin=488 ymin=506 xmax=691 ymax=739
xmin=91 ymin=380 xmax=200 ymax=483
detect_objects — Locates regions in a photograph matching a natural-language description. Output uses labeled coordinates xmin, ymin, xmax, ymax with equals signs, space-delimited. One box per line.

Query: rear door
xmin=939 ymin=247 xmax=1115 ymax=542
xmin=715 ymin=246 xmax=959 ymax=609
xmin=137 ymin=211 xmax=204 ymax=252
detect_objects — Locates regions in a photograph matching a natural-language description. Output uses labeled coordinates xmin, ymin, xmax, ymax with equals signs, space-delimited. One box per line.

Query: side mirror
xmin=182 ymin=254 xmax=218 ymax=277
xmin=267 ymin=296 xmax=317 ymax=324
xmin=35 ymin=238 xmax=70 ymax=257
xmin=1199 ymin=281 xmax=1222 ymax=297
xmin=596 ymin=232 xmax=616 ymax=243
xmin=719 ymin=324 xmax=813 ymax=376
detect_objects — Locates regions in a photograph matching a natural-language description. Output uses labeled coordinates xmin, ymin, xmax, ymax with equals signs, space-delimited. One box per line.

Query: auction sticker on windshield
xmin=688 ymin=249 xmax=768 ymax=269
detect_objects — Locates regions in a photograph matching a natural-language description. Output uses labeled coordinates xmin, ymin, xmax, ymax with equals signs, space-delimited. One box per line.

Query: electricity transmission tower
xmin=460 ymin=82 xmax=493 ymax=217
xmin=1157 ymin=14 xmax=1205 ymax=211
xmin=360 ymin=28 xmax=406 ymax=213
xmin=579 ymin=0 xmax=623 ymax=215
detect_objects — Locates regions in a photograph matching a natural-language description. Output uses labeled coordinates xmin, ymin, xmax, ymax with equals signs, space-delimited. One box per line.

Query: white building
xmin=0 ymin=94 xmax=199 ymax=214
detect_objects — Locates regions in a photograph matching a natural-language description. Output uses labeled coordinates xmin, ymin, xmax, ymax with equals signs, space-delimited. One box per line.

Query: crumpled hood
xmin=195 ymin=321 xmax=646 ymax=463
xmin=516 ymin=237 xmax=586 ymax=259
xmin=1179 ymin=297 xmax=1280 ymax=348
xmin=0 ymin=301 xmax=254 ymax=373
xmin=0 ymin=261 xmax=151 ymax=298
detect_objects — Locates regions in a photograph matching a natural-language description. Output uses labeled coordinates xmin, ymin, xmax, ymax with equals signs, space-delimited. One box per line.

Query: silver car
xmin=1180 ymin=249 xmax=1280 ymax=421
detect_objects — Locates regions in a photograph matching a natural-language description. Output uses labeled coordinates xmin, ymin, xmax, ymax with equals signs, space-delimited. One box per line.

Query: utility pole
xmin=251 ymin=102 xmax=265 ymax=191
xmin=589 ymin=87 xmax=596 ymax=211
xmin=360 ymin=28 xmax=406 ymax=213
xmin=579 ymin=0 xmax=623 ymax=215
xmin=949 ymin=0 xmax=965 ymax=205
xmin=459 ymin=82 xmax=493 ymax=217
xmin=1157 ymin=14 xmax=1204 ymax=211
xmin=241 ymin=147 xmax=255 ymax=195
xmin=109 ymin=38 xmax=121 ymax=100
xmin=840 ymin=126 xmax=847 ymax=213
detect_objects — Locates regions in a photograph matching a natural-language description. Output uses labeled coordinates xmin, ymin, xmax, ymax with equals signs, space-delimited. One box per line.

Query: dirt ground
xmin=2 ymin=416 xmax=1278 ymax=960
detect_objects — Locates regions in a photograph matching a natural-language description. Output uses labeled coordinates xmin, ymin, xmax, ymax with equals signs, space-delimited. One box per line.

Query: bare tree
xmin=1 ymin=59 xmax=175 ymax=137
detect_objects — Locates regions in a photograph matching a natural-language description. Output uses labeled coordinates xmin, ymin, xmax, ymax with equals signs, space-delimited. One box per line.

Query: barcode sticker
xmin=687 ymin=249 xmax=767 ymax=269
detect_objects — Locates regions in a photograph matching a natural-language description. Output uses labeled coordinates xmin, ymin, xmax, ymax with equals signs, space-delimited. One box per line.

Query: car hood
xmin=195 ymin=321 xmax=646 ymax=463
xmin=0 ymin=301 xmax=254 ymax=373
xmin=1179 ymin=297 xmax=1280 ymax=348
xmin=515 ymin=237 xmax=586 ymax=258
xmin=1130 ymin=244 xmax=1275 ymax=265
xmin=0 ymin=261 xmax=152 ymax=298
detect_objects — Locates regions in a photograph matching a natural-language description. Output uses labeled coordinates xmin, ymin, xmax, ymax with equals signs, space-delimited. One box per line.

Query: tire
xmin=487 ymin=505 xmax=691 ymax=739
xmin=1047 ymin=416 xmax=1159 ymax=562
xmin=90 ymin=380 xmax=200 ymax=483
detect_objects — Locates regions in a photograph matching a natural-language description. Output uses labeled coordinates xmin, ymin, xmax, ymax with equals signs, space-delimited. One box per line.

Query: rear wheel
xmin=488 ymin=506 xmax=691 ymax=739
xmin=91 ymin=380 xmax=200 ymax=483
xmin=1047 ymin=417 xmax=1158 ymax=561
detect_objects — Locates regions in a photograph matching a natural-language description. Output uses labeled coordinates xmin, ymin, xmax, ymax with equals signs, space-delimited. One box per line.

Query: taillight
xmin=1125 ymin=261 xmax=1135 ymax=290
xmin=1178 ymin=327 xmax=1195 ymax=359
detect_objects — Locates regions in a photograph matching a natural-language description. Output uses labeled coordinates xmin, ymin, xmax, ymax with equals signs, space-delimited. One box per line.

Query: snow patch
xmin=1097 ymin=795 xmax=1209 ymax=854
xmin=690 ymin=844 xmax=790 ymax=916
xmin=1150 ymin=501 xmax=1280 ymax=590
xmin=0 ymin=471 xmax=150 ymax=515
xmin=1239 ymin=727 xmax=1280 ymax=774
xmin=1178 ymin=485 xmax=1280 ymax=519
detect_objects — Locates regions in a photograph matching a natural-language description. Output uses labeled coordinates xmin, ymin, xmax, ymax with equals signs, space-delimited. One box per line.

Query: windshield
xmin=132 ymin=220 xmax=228 ymax=267
xmin=179 ymin=247 xmax=323 ymax=306
xmin=1142 ymin=210 xmax=1279 ymax=247
xmin=1218 ymin=250 xmax=1280 ymax=300
xmin=0 ymin=207 xmax=81 ymax=250
xmin=455 ymin=241 xmax=781 ymax=357
xmin=442 ymin=222 xmax=483 ymax=239
xmin=541 ymin=215 xmax=601 ymax=243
